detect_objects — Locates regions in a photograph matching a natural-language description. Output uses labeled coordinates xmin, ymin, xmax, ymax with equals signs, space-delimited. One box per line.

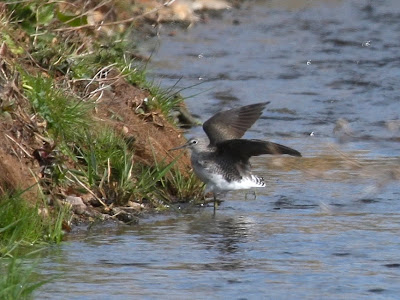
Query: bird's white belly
xmin=192 ymin=156 xmax=265 ymax=193
xmin=197 ymin=170 xmax=265 ymax=193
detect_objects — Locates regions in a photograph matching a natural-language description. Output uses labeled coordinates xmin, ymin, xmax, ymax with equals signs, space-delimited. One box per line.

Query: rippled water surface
xmin=36 ymin=0 xmax=400 ymax=299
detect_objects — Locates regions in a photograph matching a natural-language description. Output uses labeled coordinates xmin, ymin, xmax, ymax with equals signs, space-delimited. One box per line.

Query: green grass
xmin=71 ymin=127 xmax=136 ymax=205
xmin=0 ymin=193 xmax=68 ymax=257
xmin=161 ymin=169 xmax=205 ymax=204
xmin=146 ymin=83 xmax=185 ymax=119
xmin=70 ymin=128 xmax=193 ymax=207
xmin=131 ymin=159 xmax=178 ymax=208
xmin=0 ymin=257 xmax=51 ymax=300
xmin=0 ymin=192 xmax=68 ymax=299
xmin=21 ymin=73 xmax=93 ymax=142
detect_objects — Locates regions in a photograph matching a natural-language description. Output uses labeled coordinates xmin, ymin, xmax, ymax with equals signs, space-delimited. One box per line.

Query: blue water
xmin=35 ymin=0 xmax=400 ymax=299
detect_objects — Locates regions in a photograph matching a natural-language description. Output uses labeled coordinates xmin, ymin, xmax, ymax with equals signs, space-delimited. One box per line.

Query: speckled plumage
xmin=188 ymin=139 xmax=266 ymax=192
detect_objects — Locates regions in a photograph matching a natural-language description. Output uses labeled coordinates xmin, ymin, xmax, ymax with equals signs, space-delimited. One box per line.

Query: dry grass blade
xmin=54 ymin=0 xmax=178 ymax=32
xmin=66 ymin=170 xmax=108 ymax=208
xmin=5 ymin=133 xmax=33 ymax=158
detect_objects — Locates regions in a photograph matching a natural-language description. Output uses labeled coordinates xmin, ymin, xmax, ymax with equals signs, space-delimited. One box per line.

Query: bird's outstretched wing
xmin=203 ymin=102 xmax=269 ymax=146
xmin=217 ymin=139 xmax=302 ymax=162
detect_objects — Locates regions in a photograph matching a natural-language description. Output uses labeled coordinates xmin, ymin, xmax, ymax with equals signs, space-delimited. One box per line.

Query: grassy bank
xmin=0 ymin=0 xmax=209 ymax=296
xmin=0 ymin=0 xmax=205 ymax=221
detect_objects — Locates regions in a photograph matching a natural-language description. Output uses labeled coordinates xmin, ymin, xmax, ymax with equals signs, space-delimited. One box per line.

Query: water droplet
xmin=362 ymin=40 xmax=371 ymax=47
xmin=310 ymin=131 xmax=315 ymax=136
xmin=306 ymin=60 xmax=312 ymax=65
xmin=198 ymin=53 xmax=204 ymax=59
xmin=198 ymin=77 xmax=204 ymax=81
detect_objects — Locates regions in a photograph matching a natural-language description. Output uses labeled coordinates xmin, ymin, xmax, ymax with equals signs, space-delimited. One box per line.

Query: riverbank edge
xmin=0 ymin=0 xmax=234 ymax=245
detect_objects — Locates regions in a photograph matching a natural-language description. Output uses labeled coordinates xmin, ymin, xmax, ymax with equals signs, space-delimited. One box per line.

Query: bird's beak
xmin=169 ymin=141 xmax=190 ymax=151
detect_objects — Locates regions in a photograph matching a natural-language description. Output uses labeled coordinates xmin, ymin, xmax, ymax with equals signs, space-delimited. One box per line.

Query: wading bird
xmin=170 ymin=102 xmax=301 ymax=211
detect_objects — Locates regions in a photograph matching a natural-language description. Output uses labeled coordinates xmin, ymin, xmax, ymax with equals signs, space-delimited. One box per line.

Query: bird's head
xmin=169 ymin=138 xmax=208 ymax=154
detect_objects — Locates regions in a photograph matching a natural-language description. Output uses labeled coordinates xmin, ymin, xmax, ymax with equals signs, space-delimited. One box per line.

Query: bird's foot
xmin=245 ymin=190 xmax=257 ymax=200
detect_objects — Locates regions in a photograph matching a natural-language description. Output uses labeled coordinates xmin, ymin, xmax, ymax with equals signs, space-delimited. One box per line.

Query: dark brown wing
xmin=203 ymin=102 xmax=270 ymax=146
xmin=217 ymin=139 xmax=302 ymax=162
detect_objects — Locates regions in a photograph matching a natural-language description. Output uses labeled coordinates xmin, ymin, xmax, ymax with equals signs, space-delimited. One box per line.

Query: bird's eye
xmin=191 ymin=140 xmax=198 ymax=144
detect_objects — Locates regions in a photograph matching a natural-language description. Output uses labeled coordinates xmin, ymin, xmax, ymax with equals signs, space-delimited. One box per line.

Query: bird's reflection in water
xmin=186 ymin=214 xmax=256 ymax=270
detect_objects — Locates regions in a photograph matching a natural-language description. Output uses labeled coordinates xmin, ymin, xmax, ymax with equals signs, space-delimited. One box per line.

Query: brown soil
xmin=94 ymin=70 xmax=191 ymax=170
xmin=0 ymin=56 xmax=44 ymax=201
xmin=0 ymin=57 xmax=191 ymax=207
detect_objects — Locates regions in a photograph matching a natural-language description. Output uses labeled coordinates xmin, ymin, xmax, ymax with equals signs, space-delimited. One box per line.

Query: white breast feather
xmin=204 ymin=173 xmax=265 ymax=193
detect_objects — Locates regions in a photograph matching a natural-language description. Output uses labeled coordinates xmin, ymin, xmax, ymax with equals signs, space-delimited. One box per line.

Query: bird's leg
xmin=213 ymin=193 xmax=217 ymax=215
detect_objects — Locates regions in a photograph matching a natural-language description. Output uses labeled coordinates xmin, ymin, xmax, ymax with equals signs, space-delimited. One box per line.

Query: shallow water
xmin=36 ymin=0 xmax=400 ymax=299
